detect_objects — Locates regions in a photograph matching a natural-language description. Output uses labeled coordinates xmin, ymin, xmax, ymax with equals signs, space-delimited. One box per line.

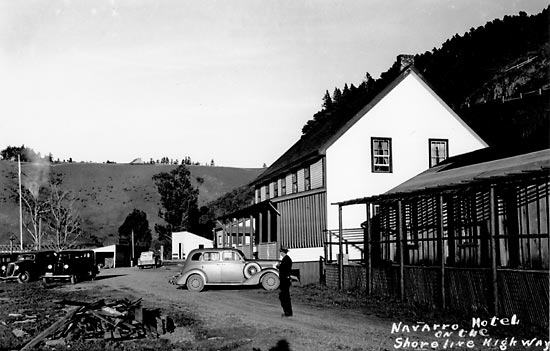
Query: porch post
xmin=229 ymin=219 xmax=234 ymax=247
xmin=437 ymin=195 xmax=446 ymax=309
xmin=397 ymin=200 xmax=405 ymax=300
xmin=258 ymin=212 xmax=263 ymax=258
xmin=338 ymin=204 xmax=344 ymax=290
xmin=365 ymin=203 xmax=372 ymax=295
xmin=222 ymin=221 xmax=228 ymax=248
xmin=489 ymin=186 xmax=499 ymax=315
xmin=250 ymin=215 xmax=254 ymax=258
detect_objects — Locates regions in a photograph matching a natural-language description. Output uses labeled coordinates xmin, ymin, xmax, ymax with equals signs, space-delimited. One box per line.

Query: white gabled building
xmin=221 ymin=61 xmax=487 ymax=265
xmin=171 ymin=231 xmax=213 ymax=260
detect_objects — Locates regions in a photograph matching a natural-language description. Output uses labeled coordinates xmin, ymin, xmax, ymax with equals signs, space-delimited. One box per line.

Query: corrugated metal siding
xmin=286 ymin=174 xmax=293 ymax=195
xmin=297 ymin=169 xmax=305 ymax=192
xmin=311 ymin=158 xmax=324 ymax=189
xmin=278 ymin=192 xmax=326 ymax=248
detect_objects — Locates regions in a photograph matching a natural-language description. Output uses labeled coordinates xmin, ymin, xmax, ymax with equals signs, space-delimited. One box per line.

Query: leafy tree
xmin=118 ymin=209 xmax=152 ymax=248
xmin=152 ymin=164 xmax=199 ymax=233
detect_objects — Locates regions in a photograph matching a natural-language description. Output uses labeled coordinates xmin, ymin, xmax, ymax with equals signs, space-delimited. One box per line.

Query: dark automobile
xmin=41 ymin=249 xmax=98 ymax=284
xmin=0 ymin=252 xmax=20 ymax=278
xmin=1 ymin=251 xmax=58 ymax=283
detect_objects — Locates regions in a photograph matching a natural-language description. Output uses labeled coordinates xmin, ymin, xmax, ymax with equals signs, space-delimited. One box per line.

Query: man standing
xmin=277 ymin=247 xmax=293 ymax=317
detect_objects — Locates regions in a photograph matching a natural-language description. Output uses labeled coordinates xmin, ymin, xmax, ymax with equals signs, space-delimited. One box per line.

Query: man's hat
xmin=280 ymin=247 xmax=289 ymax=253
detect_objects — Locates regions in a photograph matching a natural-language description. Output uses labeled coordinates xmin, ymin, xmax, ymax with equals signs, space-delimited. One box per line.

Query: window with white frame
xmin=265 ymin=183 xmax=270 ymax=199
xmin=429 ymin=139 xmax=448 ymax=167
xmin=273 ymin=180 xmax=278 ymax=197
xmin=281 ymin=177 xmax=286 ymax=195
xmin=371 ymin=137 xmax=392 ymax=173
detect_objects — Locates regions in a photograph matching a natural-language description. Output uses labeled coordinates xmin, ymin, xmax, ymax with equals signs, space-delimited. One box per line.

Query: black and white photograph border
xmin=0 ymin=1 xmax=548 ymax=350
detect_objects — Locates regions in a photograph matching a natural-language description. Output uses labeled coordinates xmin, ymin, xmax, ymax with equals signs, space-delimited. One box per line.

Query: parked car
xmin=0 ymin=252 xmax=20 ymax=278
xmin=41 ymin=249 xmax=98 ymax=284
xmin=137 ymin=251 xmax=161 ymax=269
xmin=174 ymin=248 xmax=280 ymax=292
xmin=0 ymin=251 xmax=58 ymax=283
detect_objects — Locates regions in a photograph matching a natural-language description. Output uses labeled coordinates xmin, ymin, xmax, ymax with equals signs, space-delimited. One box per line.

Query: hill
xmin=0 ymin=161 xmax=262 ymax=246
xmin=301 ymin=7 xmax=549 ymax=149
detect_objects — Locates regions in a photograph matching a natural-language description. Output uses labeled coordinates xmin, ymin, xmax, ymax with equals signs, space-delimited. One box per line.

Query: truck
xmin=137 ymin=251 xmax=161 ymax=269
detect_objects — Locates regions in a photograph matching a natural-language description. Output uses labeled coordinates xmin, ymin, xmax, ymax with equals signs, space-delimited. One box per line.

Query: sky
xmin=0 ymin=1 xmax=547 ymax=168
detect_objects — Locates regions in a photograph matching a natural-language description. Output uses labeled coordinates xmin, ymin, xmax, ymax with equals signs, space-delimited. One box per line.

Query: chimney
xmin=397 ymin=54 xmax=414 ymax=72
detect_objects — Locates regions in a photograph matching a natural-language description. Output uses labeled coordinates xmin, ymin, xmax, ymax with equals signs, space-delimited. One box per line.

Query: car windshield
xmin=17 ymin=254 xmax=35 ymax=261
xmin=60 ymin=252 xmax=78 ymax=260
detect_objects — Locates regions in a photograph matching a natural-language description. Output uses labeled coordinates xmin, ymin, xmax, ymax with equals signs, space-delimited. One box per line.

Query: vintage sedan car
xmin=174 ymin=248 xmax=280 ymax=292
xmin=41 ymin=249 xmax=98 ymax=284
xmin=1 ymin=251 xmax=58 ymax=283
xmin=0 ymin=252 xmax=20 ymax=278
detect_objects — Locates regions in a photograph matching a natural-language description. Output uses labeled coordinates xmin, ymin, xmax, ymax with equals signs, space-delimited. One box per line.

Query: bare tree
xmin=46 ymin=185 xmax=82 ymax=250
xmin=19 ymin=186 xmax=49 ymax=249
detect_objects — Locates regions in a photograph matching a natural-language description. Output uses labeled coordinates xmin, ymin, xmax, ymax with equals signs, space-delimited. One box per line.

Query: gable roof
xmin=335 ymin=145 xmax=550 ymax=206
xmin=253 ymin=66 xmax=485 ymax=185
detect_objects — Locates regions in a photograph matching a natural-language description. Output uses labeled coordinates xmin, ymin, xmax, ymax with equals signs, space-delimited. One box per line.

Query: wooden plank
xmin=338 ymin=205 xmax=343 ymax=290
xmin=437 ymin=195 xmax=446 ymax=309
xmin=21 ymin=306 xmax=83 ymax=351
xmin=397 ymin=200 xmax=405 ymax=300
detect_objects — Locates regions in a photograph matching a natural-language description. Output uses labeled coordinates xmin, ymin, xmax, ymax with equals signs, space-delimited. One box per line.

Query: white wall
xmin=326 ymin=72 xmax=486 ymax=230
xmin=171 ymin=231 xmax=213 ymax=259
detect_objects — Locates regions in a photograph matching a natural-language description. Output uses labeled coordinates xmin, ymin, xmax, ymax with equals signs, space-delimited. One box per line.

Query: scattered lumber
xmin=20 ymin=298 xmax=174 ymax=349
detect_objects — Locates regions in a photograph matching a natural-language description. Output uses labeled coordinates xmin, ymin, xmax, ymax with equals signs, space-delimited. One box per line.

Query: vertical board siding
xmin=310 ymin=158 xmax=324 ymax=189
xmin=277 ymin=192 xmax=326 ymax=248
xmin=293 ymin=261 xmax=321 ymax=285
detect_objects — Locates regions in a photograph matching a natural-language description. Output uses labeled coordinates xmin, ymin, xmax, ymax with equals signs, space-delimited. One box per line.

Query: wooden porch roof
xmin=217 ymin=200 xmax=280 ymax=221
xmin=335 ymin=146 xmax=550 ymax=206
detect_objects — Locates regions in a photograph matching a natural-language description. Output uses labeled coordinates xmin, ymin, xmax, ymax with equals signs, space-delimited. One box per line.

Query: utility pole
xmin=131 ymin=230 xmax=135 ymax=267
xmin=18 ymin=155 xmax=23 ymax=250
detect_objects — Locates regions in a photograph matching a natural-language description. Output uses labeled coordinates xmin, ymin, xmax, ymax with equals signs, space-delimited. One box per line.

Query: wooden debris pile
xmin=21 ymin=298 xmax=175 ymax=350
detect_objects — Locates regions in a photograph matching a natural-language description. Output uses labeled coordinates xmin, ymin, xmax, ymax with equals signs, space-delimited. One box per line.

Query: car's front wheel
xmin=17 ymin=271 xmax=31 ymax=284
xmin=186 ymin=274 xmax=205 ymax=292
xmin=261 ymin=272 xmax=280 ymax=290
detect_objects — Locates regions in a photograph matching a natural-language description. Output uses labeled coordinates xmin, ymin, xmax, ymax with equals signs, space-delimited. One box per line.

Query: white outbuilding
xmin=171 ymin=231 xmax=213 ymax=260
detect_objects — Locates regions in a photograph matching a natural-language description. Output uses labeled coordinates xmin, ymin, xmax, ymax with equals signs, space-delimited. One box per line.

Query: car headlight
xmin=47 ymin=264 xmax=53 ymax=269
xmin=14 ymin=264 xmax=19 ymax=270
xmin=1 ymin=265 xmax=5 ymax=271
xmin=63 ymin=264 xmax=69 ymax=269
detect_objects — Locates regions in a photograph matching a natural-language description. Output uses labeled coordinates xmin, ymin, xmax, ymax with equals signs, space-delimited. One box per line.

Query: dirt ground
xmin=1 ymin=265 xmax=547 ymax=351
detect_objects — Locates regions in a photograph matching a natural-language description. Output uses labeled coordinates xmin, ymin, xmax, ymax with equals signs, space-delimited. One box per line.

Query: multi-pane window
xmin=265 ymin=183 xmax=270 ymax=199
xmin=273 ymin=180 xmax=278 ymax=197
xmin=372 ymin=137 xmax=392 ymax=173
xmin=304 ymin=166 xmax=311 ymax=191
xmin=429 ymin=139 xmax=448 ymax=167
xmin=281 ymin=177 xmax=286 ymax=196
xmin=292 ymin=172 xmax=298 ymax=193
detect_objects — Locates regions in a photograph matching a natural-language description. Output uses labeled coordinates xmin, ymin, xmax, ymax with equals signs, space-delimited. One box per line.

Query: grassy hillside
xmin=0 ymin=161 xmax=262 ymax=246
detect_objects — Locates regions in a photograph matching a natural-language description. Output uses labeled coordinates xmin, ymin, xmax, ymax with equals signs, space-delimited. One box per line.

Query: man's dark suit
xmin=278 ymin=254 xmax=293 ymax=316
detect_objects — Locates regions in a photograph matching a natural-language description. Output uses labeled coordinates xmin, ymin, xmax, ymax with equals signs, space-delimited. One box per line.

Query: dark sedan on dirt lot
xmin=0 ymin=252 xmax=20 ymax=278
xmin=174 ymin=248 xmax=280 ymax=292
xmin=41 ymin=249 xmax=98 ymax=284
xmin=0 ymin=250 xmax=58 ymax=283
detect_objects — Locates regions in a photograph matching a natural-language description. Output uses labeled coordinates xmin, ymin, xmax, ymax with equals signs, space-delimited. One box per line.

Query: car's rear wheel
xmin=243 ymin=262 xmax=261 ymax=279
xmin=17 ymin=271 xmax=31 ymax=284
xmin=186 ymin=274 xmax=205 ymax=292
xmin=261 ymin=272 xmax=280 ymax=290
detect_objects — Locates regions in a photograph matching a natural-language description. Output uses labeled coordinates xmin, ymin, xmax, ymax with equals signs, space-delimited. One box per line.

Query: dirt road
xmin=61 ymin=266 xmax=394 ymax=351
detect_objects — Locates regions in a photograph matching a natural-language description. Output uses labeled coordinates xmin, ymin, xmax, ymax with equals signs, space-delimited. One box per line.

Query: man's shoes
xmin=281 ymin=313 xmax=293 ymax=317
